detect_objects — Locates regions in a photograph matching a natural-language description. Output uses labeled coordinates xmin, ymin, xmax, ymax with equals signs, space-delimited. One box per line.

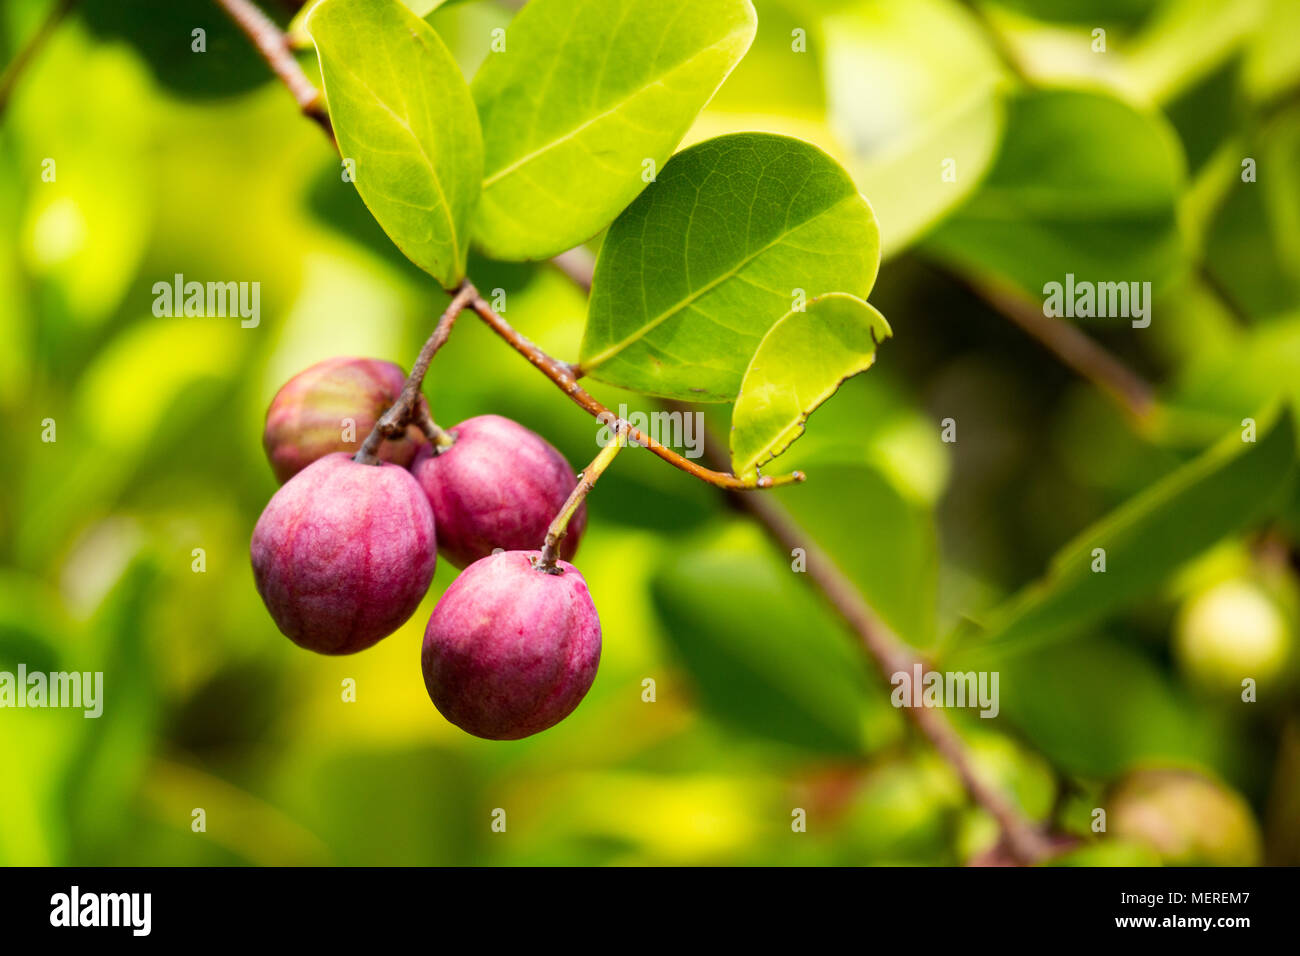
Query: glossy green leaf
xmin=580 ymin=133 xmax=880 ymax=400
xmin=469 ymin=0 xmax=757 ymax=261
xmin=730 ymin=293 xmax=892 ymax=479
xmin=922 ymin=89 xmax=1186 ymax=300
xmin=964 ymin=407 xmax=1296 ymax=655
xmin=823 ymin=0 xmax=1008 ymax=255
xmin=308 ymin=0 xmax=483 ymax=288
xmin=650 ymin=522 xmax=884 ymax=754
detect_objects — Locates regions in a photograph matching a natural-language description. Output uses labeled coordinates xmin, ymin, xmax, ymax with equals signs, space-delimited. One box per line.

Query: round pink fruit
xmin=422 ymin=550 xmax=601 ymax=739
xmin=251 ymin=453 xmax=437 ymax=654
xmin=411 ymin=414 xmax=585 ymax=569
xmin=263 ymin=356 xmax=427 ymax=483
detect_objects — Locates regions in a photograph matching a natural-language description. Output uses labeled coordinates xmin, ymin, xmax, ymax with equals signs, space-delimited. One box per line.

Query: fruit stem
xmin=538 ymin=421 xmax=628 ymax=571
xmin=414 ymin=407 xmax=456 ymax=451
xmin=354 ymin=281 xmax=475 ymax=465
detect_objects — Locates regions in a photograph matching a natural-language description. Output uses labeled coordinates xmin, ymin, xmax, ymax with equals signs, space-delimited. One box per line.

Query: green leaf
xmin=1202 ymin=109 xmax=1300 ymax=319
xmin=308 ymin=0 xmax=483 ymax=288
xmin=774 ymin=463 xmax=940 ymax=648
xmin=730 ymin=293 xmax=892 ymax=479
xmin=822 ymin=0 xmax=1009 ymax=256
xmin=291 ymin=0 xmax=451 ymax=40
xmin=469 ymin=0 xmax=757 ymax=261
xmin=922 ymin=88 xmax=1186 ymax=300
xmin=580 ymin=132 xmax=880 ymax=400
xmin=649 ymin=522 xmax=884 ymax=755
xmin=964 ymin=407 xmax=1297 ymax=655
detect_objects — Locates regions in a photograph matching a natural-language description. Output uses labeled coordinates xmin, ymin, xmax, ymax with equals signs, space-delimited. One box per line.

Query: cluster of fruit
xmin=251 ymin=357 xmax=601 ymax=740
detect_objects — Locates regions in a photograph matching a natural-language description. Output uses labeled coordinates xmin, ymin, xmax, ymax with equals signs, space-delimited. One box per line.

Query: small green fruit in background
xmin=1106 ymin=767 xmax=1262 ymax=866
xmin=1174 ymin=575 xmax=1297 ymax=698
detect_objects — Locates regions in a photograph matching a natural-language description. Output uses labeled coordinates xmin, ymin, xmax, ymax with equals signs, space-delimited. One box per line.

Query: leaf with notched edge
xmin=580 ymin=133 xmax=881 ymax=401
xmin=730 ymin=293 xmax=892 ymax=480
xmin=308 ymin=0 xmax=483 ymax=289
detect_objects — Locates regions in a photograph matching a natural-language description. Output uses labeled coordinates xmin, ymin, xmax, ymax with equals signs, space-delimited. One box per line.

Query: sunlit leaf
xmin=730 ymin=293 xmax=891 ymax=479
xmin=308 ymin=0 xmax=483 ymax=288
xmin=823 ymin=0 xmax=1008 ymax=255
xmin=580 ymin=132 xmax=880 ymax=400
xmin=469 ymin=0 xmax=756 ymax=261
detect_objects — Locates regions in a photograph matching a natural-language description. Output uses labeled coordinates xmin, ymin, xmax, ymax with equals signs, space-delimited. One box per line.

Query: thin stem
xmin=217 ymin=0 xmax=797 ymax=489
xmin=214 ymin=0 xmax=334 ymax=141
xmin=225 ymin=0 xmax=1052 ymax=862
xmin=464 ymin=291 xmax=803 ymax=488
xmin=416 ymin=410 xmax=456 ymax=450
xmin=963 ymin=273 xmax=1158 ymax=428
xmin=538 ymin=422 xmax=627 ymax=570
xmin=552 ymin=246 xmax=596 ymax=294
xmin=354 ymin=281 xmax=474 ymax=464
xmin=0 ymin=0 xmax=80 ymax=118
xmin=700 ymin=428 xmax=1053 ymax=864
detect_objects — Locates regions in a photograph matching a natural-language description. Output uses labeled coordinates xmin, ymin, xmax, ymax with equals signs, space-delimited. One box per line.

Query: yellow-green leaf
xmin=308 ymin=0 xmax=482 ymax=289
xmin=730 ymin=294 xmax=892 ymax=480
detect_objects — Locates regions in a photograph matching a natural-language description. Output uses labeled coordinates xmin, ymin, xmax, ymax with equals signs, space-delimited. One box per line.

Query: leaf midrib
xmin=479 ymin=19 xmax=753 ymax=189
xmin=581 ymin=192 xmax=861 ymax=371
xmin=326 ymin=21 xmax=462 ymax=268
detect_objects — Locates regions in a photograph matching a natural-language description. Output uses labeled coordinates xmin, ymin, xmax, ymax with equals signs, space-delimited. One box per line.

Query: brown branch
xmin=354 ymin=281 xmax=473 ymax=464
xmin=214 ymin=0 xmax=334 ymax=140
xmin=0 ymin=0 xmax=80 ymax=118
xmin=964 ymin=274 xmax=1158 ymax=427
xmin=465 ymin=290 xmax=802 ymax=488
xmin=217 ymin=0 xmax=795 ymax=489
xmin=675 ymin=403 xmax=1053 ymax=864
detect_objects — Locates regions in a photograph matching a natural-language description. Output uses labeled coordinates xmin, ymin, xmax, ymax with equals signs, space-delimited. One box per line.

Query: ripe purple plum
xmin=251 ymin=453 xmax=437 ymax=654
xmin=411 ymin=414 xmax=584 ymax=568
xmin=263 ymin=357 xmax=427 ymax=483
xmin=422 ymin=550 xmax=601 ymax=739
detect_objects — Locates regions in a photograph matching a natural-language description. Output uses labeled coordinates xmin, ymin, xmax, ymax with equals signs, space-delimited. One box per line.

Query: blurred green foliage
xmin=1 ymin=0 xmax=1298 ymax=866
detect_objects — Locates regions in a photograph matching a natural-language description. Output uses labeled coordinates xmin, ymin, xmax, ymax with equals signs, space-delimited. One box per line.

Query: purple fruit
xmin=263 ymin=356 xmax=427 ymax=483
xmin=411 ymin=414 xmax=585 ymax=569
xmin=422 ymin=550 xmax=601 ymax=739
xmin=251 ymin=453 xmax=437 ymax=655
